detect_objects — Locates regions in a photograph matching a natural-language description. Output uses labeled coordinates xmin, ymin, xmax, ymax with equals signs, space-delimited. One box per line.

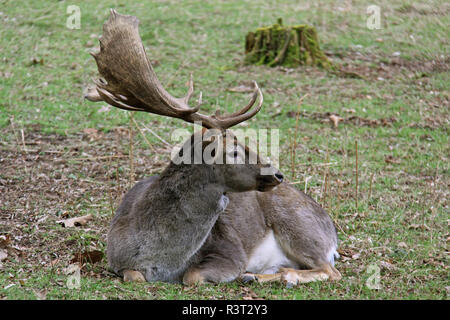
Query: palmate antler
xmin=85 ymin=9 xmax=263 ymax=130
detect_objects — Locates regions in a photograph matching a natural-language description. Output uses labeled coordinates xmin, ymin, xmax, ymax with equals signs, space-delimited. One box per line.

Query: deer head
xmin=85 ymin=10 xmax=283 ymax=192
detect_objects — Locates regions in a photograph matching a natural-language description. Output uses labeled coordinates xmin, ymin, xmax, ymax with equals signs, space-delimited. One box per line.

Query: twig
xmin=355 ymin=140 xmax=359 ymax=212
xmin=107 ymin=156 xmax=115 ymax=216
xmin=139 ymin=121 xmax=172 ymax=147
xmin=368 ymin=171 xmax=375 ymax=200
xmin=20 ymin=129 xmax=28 ymax=153
xmin=70 ymin=155 xmax=127 ymax=161
xmin=9 ymin=117 xmax=21 ymax=151
xmin=130 ymin=117 xmax=156 ymax=151
xmin=322 ymin=148 xmax=330 ymax=203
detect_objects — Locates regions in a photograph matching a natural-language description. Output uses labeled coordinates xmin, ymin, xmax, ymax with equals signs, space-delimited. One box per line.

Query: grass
xmin=0 ymin=0 xmax=448 ymax=299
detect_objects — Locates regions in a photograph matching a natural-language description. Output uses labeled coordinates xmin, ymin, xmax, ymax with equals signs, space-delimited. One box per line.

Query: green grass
xmin=0 ymin=0 xmax=448 ymax=299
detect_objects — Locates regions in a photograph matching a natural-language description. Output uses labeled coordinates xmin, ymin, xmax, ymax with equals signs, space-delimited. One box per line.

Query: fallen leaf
xmin=398 ymin=242 xmax=408 ymax=248
xmin=34 ymin=289 xmax=48 ymax=300
xmin=83 ymin=128 xmax=102 ymax=141
xmin=64 ymin=263 xmax=81 ymax=275
xmin=0 ymin=235 xmax=11 ymax=248
xmin=385 ymin=155 xmax=401 ymax=164
xmin=30 ymin=57 xmax=44 ymax=66
xmin=409 ymin=224 xmax=431 ymax=231
xmin=71 ymin=250 xmax=104 ymax=265
xmin=379 ymin=260 xmax=396 ymax=271
xmin=351 ymin=253 xmax=361 ymax=260
xmin=241 ymin=287 xmax=263 ymax=300
xmin=0 ymin=249 xmax=7 ymax=262
xmin=57 ymin=214 xmax=93 ymax=228
xmin=329 ymin=114 xmax=343 ymax=128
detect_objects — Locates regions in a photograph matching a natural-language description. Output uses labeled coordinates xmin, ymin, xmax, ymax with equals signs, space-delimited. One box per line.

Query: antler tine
xmin=214 ymin=81 xmax=263 ymax=129
xmin=183 ymin=73 xmax=195 ymax=104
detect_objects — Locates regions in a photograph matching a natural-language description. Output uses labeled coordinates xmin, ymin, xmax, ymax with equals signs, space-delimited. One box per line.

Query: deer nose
xmin=274 ymin=171 xmax=284 ymax=183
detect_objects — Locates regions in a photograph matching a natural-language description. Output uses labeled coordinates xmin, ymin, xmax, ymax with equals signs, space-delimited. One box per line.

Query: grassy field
xmin=0 ymin=0 xmax=448 ymax=300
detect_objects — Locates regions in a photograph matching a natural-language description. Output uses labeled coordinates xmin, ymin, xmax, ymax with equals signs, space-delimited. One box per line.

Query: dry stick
xmin=20 ymin=129 xmax=28 ymax=153
xmin=107 ymin=155 xmax=115 ymax=216
xmin=291 ymin=93 xmax=309 ymax=179
xmin=130 ymin=117 xmax=156 ymax=151
xmin=9 ymin=117 xmax=22 ymax=151
xmin=368 ymin=171 xmax=375 ymax=201
xmin=138 ymin=121 xmax=172 ymax=147
xmin=322 ymin=149 xmax=330 ymax=204
xmin=355 ymin=140 xmax=359 ymax=212
xmin=129 ymin=113 xmax=135 ymax=187
xmin=70 ymin=155 xmax=128 ymax=161
xmin=289 ymin=129 xmax=294 ymax=179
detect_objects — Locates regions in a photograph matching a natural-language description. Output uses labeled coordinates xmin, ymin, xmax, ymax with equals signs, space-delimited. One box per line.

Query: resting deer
xmin=85 ymin=10 xmax=341 ymax=286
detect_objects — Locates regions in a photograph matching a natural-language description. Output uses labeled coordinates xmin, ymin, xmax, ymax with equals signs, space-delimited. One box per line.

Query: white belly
xmin=246 ymin=230 xmax=297 ymax=274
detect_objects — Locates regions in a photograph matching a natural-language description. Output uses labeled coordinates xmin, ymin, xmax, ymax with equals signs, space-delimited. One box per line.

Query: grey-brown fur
xmin=107 ymin=133 xmax=282 ymax=282
xmin=187 ymin=184 xmax=338 ymax=283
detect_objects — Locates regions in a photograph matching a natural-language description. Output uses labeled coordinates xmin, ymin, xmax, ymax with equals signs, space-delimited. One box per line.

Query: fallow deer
xmin=85 ymin=10 xmax=341 ymax=286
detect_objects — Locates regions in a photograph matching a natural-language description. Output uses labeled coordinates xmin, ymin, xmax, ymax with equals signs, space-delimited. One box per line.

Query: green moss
xmin=244 ymin=20 xmax=333 ymax=69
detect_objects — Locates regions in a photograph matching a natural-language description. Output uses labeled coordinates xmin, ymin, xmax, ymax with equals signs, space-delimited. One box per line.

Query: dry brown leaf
xmin=385 ymin=155 xmax=401 ymax=164
xmin=241 ymin=287 xmax=263 ymax=300
xmin=34 ymin=289 xmax=48 ymax=300
xmin=0 ymin=249 xmax=7 ymax=262
xmin=398 ymin=242 xmax=408 ymax=248
xmin=379 ymin=261 xmax=396 ymax=271
xmin=329 ymin=115 xmax=343 ymax=128
xmin=351 ymin=253 xmax=361 ymax=260
xmin=57 ymin=214 xmax=93 ymax=228
xmin=409 ymin=224 xmax=431 ymax=231
xmin=0 ymin=235 xmax=11 ymax=249
xmin=71 ymin=250 xmax=104 ymax=265
xmin=83 ymin=128 xmax=102 ymax=141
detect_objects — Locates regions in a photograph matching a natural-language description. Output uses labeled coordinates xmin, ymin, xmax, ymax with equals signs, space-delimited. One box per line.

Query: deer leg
xmin=183 ymin=256 xmax=245 ymax=286
xmin=280 ymin=263 xmax=341 ymax=287
xmin=123 ymin=269 xmax=146 ymax=283
xmin=241 ymin=272 xmax=282 ymax=283
xmin=242 ymin=264 xmax=341 ymax=286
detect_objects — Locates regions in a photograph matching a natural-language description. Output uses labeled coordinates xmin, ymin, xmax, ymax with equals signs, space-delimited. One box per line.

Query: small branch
xmin=70 ymin=155 xmax=127 ymax=161
xmin=130 ymin=117 xmax=156 ymax=152
xmin=321 ymin=148 xmax=330 ymax=203
xmin=20 ymin=129 xmax=28 ymax=153
xmin=355 ymin=140 xmax=359 ymax=212
xmin=107 ymin=156 xmax=115 ymax=216
xmin=368 ymin=171 xmax=375 ymax=200
xmin=139 ymin=121 xmax=172 ymax=147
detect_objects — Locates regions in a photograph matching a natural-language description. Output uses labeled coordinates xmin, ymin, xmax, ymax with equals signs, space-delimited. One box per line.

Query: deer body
xmin=87 ymin=10 xmax=341 ymax=286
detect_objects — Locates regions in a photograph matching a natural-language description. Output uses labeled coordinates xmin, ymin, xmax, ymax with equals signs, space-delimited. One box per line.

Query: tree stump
xmin=244 ymin=19 xmax=332 ymax=69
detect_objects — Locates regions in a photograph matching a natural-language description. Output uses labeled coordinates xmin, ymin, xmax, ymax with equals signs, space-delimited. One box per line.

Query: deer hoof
xmin=123 ymin=270 xmax=146 ymax=283
xmin=183 ymin=269 xmax=205 ymax=285
xmin=240 ymin=273 xmax=257 ymax=283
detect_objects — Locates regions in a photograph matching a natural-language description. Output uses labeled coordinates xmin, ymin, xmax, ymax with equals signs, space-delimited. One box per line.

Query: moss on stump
xmin=244 ymin=19 xmax=332 ymax=69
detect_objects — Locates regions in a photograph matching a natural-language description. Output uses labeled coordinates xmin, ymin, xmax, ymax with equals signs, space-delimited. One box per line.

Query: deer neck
xmin=158 ymin=162 xmax=226 ymax=209
xmin=141 ymin=162 xmax=227 ymax=277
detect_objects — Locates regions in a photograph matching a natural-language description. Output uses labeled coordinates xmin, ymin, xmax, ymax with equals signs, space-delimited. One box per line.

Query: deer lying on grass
xmin=85 ymin=10 xmax=341 ymax=286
